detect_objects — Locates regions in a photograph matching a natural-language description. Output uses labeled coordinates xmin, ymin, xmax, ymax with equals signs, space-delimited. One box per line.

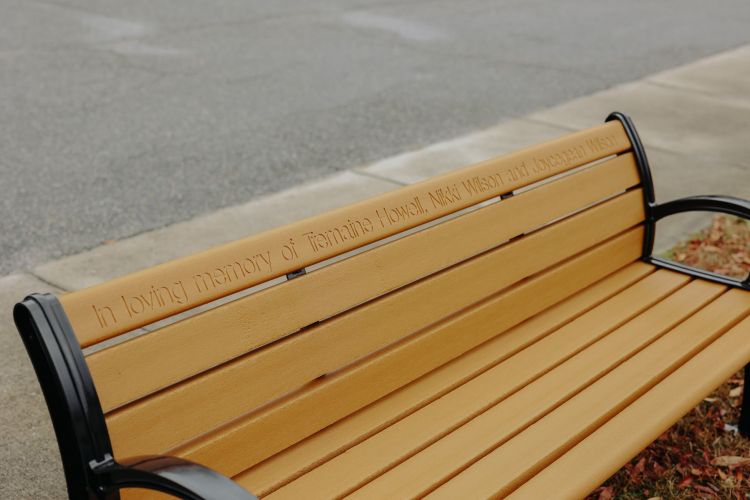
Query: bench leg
xmin=740 ymin=364 xmax=750 ymax=437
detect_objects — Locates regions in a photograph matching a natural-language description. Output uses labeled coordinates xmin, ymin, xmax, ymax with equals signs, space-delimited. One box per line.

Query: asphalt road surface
xmin=3 ymin=0 xmax=750 ymax=275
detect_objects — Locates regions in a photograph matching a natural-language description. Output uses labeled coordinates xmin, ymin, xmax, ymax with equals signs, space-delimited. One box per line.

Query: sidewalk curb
xmin=4 ymin=43 xmax=750 ymax=295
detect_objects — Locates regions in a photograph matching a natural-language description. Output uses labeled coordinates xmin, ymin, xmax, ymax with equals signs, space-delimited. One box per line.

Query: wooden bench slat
xmin=89 ymin=153 xmax=641 ymax=413
xmin=343 ymin=280 xmax=724 ymax=500
xmin=62 ymin=122 xmax=630 ymax=347
xmin=170 ymin=228 xmax=645 ymax=477
xmin=263 ymin=270 xmax=696 ymax=499
xmin=120 ymin=489 xmax=172 ymax=500
xmin=508 ymin=313 xmax=750 ymax=500
xmin=104 ymin=189 xmax=645 ymax=460
xmin=119 ymin=264 xmax=656 ymax=500
xmin=234 ymin=262 xmax=655 ymax=496
xmin=425 ymin=289 xmax=750 ymax=500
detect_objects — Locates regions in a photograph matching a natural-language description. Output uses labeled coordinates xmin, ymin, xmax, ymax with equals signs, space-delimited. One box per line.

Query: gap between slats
xmin=508 ymin=313 xmax=750 ymax=500
xmin=263 ymin=271 xmax=698 ymax=499
xmin=426 ymin=289 xmax=750 ymax=499
xmin=342 ymin=279 xmax=725 ymax=500
xmin=233 ymin=262 xmax=656 ymax=496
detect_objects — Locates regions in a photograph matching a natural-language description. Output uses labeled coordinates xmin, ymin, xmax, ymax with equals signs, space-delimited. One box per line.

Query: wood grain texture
xmin=159 ymin=228 xmax=644 ymax=477
xmin=508 ymin=310 xmax=750 ymax=500
xmin=62 ymin=122 xmax=630 ymax=346
xmin=235 ymin=263 xmax=655 ymax=496
xmin=89 ymin=153 xmax=641 ymax=413
xmin=427 ymin=289 xmax=750 ymax=499
xmin=265 ymin=271 xmax=696 ymax=499
xmin=104 ymin=191 xmax=645 ymax=460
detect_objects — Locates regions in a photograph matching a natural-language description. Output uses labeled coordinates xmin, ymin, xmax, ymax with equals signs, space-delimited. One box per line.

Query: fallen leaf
xmin=597 ymin=486 xmax=614 ymax=500
xmin=630 ymin=457 xmax=646 ymax=479
xmin=694 ymin=484 xmax=719 ymax=496
xmin=729 ymin=386 xmax=743 ymax=398
xmin=712 ymin=456 xmax=750 ymax=468
xmin=677 ymin=476 xmax=693 ymax=488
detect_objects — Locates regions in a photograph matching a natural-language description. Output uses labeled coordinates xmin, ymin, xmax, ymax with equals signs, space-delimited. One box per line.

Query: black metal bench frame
xmin=13 ymin=112 xmax=750 ymax=499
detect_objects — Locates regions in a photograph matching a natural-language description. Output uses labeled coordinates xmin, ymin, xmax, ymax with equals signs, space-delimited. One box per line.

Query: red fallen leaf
xmin=597 ymin=486 xmax=614 ymax=500
xmin=677 ymin=476 xmax=693 ymax=488
xmin=630 ymin=457 xmax=646 ymax=479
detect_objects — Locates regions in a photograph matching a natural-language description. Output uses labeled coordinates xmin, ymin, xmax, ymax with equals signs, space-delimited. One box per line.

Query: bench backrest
xmin=53 ymin=119 xmax=647 ymax=480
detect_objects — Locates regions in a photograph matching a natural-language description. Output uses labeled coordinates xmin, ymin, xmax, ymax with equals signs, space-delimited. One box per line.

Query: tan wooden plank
xmin=509 ymin=311 xmax=750 ymax=500
xmin=265 ymin=270 xmax=696 ymax=499
xmin=89 ymin=153 xmax=641 ymax=412
xmin=234 ymin=263 xmax=655 ymax=496
xmin=62 ymin=122 xmax=631 ymax=346
xmin=105 ymin=190 xmax=644 ymax=460
xmin=170 ymin=228 xmax=644 ymax=477
xmin=344 ymin=280 xmax=724 ymax=500
xmin=119 ymin=489 xmax=173 ymax=500
xmin=426 ymin=289 xmax=750 ymax=500
xmin=120 ymin=265 xmax=654 ymax=500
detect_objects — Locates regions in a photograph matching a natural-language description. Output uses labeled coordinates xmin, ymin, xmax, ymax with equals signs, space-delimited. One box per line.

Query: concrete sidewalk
xmin=2 ymin=45 xmax=749 ymax=498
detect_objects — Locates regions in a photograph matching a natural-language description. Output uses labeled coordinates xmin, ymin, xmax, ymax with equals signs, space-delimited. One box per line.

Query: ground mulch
xmin=587 ymin=215 xmax=750 ymax=499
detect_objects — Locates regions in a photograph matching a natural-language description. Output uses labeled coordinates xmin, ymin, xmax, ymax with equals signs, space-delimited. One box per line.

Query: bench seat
xmin=232 ymin=264 xmax=750 ymax=499
xmin=14 ymin=112 xmax=750 ymax=499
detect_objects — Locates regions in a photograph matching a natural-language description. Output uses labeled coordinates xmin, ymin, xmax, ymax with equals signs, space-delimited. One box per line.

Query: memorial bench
xmin=14 ymin=112 xmax=750 ymax=499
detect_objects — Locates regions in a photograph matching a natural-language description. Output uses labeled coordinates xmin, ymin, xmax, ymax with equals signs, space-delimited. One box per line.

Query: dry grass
xmin=587 ymin=216 xmax=750 ymax=499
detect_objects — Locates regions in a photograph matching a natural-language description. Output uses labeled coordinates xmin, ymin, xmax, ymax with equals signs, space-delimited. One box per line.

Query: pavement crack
xmin=351 ymin=169 xmax=409 ymax=187
xmin=26 ymin=271 xmax=71 ymax=293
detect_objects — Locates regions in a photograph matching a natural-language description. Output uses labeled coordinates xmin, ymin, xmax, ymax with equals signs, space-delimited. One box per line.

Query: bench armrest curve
xmin=652 ymin=195 xmax=750 ymax=222
xmin=650 ymin=195 xmax=750 ymax=289
xmin=100 ymin=455 xmax=257 ymax=500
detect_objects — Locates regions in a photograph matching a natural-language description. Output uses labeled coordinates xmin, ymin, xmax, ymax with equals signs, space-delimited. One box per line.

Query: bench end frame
xmin=607 ymin=112 xmax=750 ymax=437
xmin=14 ymin=293 xmax=256 ymax=499
xmin=606 ymin=112 xmax=750 ymax=291
xmin=15 ymin=293 xmax=113 ymax=499
xmin=606 ymin=111 xmax=657 ymax=259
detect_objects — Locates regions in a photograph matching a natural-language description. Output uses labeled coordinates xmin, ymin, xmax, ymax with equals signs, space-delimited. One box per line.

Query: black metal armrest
xmin=652 ymin=195 xmax=750 ymax=221
xmin=649 ymin=195 xmax=750 ymax=290
xmin=96 ymin=455 xmax=257 ymax=500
